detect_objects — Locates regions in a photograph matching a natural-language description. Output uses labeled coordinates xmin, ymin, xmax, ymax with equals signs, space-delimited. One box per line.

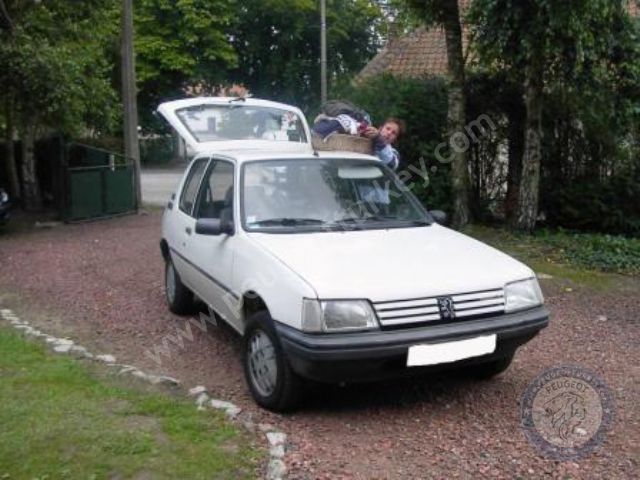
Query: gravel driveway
xmin=0 ymin=212 xmax=638 ymax=479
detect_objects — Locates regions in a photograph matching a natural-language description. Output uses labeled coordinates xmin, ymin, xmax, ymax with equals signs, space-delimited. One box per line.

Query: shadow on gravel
xmin=302 ymin=373 xmax=479 ymax=413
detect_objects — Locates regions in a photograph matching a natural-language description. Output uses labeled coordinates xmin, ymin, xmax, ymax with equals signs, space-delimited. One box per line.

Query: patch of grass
xmin=536 ymin=229 xmax=640 ymax=275
xmin=0 ymin=328 xmax=262 ymax=479
xmin=463 ymin=225 xmax=639 ymax=288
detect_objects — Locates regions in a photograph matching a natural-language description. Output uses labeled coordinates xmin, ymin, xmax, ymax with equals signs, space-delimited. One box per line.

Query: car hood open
xmin=247 ymin=224 xmax=534 ymax=302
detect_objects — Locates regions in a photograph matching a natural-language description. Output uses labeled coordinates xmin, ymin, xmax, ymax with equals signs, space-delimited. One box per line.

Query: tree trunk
xmin=442 ymin=0 xmax=470 ymax=228
xmin=20 ymin=124 xmax=42 ymax=211
xmin=515 ymin=69 xmax=543 ymax=231
xmin=122 ymin=0 xmax=142 ymax=209
xmin=4 ymin=96 xmax=20 ymax=200
xmin=505 ymin=97 xmax=525 ymax=227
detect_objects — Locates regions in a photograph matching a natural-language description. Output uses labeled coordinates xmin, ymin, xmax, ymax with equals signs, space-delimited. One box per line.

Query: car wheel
xmin=243 ymin=311 xmax=302 ymax=412
xmin=165 ymin=258 xmax=193 ymax=315
xmin=466 ymin=353 xmax=514 ymax=380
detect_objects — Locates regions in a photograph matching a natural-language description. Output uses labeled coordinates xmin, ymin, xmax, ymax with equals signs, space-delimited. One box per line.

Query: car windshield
xmin=175 ymin=104 xmax=307 ymax=143
xmin=242 ymin=158 xmax=430 ymax=231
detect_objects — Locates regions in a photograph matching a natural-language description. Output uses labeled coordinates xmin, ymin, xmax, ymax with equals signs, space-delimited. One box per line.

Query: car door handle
xmin=185 ymin=227 xmax=192 ymax=235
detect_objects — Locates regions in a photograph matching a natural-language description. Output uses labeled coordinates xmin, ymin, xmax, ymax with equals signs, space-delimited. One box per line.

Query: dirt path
xmin=1 ymin=213 xmax=638 ymax=479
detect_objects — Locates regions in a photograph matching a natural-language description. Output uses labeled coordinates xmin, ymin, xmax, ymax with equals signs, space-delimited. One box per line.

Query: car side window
xmin=179 ymin=157 xmax=209 ymax=216
xmin=194 ymin=160 xmax=234 ymax=220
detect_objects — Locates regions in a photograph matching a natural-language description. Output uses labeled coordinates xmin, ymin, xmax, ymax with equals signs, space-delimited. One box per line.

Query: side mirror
xmin=195 ymin=218 xmax=234 ymax=236
xmin=429 ymin=210 xmax=448 ymax=225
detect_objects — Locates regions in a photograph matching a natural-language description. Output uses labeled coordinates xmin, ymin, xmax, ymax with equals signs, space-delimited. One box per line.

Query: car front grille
xmin=372 ymin=288 xmax=505 ymax=329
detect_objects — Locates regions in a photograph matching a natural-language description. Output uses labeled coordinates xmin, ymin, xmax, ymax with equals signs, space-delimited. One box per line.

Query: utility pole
xmin=320 ymin=0 xmax=327 ymax=104
xmin=122 ymin=0 xmax=142 ymax=209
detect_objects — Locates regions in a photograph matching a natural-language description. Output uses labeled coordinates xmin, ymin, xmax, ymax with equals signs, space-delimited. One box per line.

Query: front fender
xmin=233 ymin=234 xmax=317 ymax=332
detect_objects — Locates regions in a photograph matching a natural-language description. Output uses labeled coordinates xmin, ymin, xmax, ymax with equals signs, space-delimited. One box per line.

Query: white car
xmin=158 ymin=97 xmax=549 ymax=411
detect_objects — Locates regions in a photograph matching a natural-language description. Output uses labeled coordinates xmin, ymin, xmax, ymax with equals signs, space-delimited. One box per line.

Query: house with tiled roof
xmin=357 ymin=25 xmax=468 ymax=80
xmin=357 ymin=0 xmax=471 ymax=81
xmin=357 ymin=0 xmax=638 ymax=81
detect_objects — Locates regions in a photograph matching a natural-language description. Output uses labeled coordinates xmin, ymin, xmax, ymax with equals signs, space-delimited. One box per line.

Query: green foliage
xmin=228 ymin=0 xmax=384 ymax=111
xmin=464 ymin=72 xmax=516 ymax=221
xmin=140 ymin=136 xmax=175 ymax=165
xmin=466 ymin=224 xmax=640 ymax=278
xmin=0 ymin=326 xmax=262 ymax=478
xmin=541 ymin=174 xmax=640 ymax=237
xmin=536 ymin=7 xmax=640 ymax=236
xmin=401 ymin=0 xmax=457 ymax=24
xmin=466 ymin=0 xmax=640 ymax=234
xmin=334 ymin=74 xmax=452 ymax=211
xmin=134 ymin=0 xmax=238 ymax=128
xmin=536 ymin=229 xmax=640 ymax=275
xmin=0 ymin=0 xmax=119 ymax=136
xmin=469 ymin=0 xmax=627 ymax=84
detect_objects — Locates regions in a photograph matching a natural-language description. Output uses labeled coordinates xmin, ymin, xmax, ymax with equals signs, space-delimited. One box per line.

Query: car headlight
xmin=504 ymin=278 xmax=544 ymax=313
xmin=302 ymin=299 xmax=379 ymax=333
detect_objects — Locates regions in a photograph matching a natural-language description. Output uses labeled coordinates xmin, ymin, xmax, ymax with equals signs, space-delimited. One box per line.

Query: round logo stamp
xmin=520 ymin=365 xmax=614 ymax=461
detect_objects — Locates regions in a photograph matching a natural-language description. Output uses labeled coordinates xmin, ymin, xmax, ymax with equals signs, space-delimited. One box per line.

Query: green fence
xmin=65 ymin=143 xmax=137 ymax=221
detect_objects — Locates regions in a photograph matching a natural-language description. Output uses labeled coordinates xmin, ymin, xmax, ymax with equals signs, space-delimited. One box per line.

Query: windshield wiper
xmin=336 ymin=214 xmax=402 ymax=223
xmin=335 ymin=215 xmax=431 ymax=225
xmin=251 ymin=217 xmax=326 ymax=227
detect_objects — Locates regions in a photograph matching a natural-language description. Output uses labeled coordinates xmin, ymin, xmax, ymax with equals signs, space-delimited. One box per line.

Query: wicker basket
xmin=311 ymin=133 xmax=373 ymax=155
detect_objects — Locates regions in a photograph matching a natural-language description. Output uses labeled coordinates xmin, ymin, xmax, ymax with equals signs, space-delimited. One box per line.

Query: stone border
xmin=0 ymin=308 xmax=288 ymax=480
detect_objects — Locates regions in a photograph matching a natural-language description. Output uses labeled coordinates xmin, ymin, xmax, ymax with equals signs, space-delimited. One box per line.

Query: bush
xmin=332 ymin=74 xmax=452 ymax=212
xmin=541 ymin=173 xmax=640 ymax=237
xmin=537 ymin=229 xmax=640 ymax=275
xmin=140 ymin=136 xmax=175 ymax=165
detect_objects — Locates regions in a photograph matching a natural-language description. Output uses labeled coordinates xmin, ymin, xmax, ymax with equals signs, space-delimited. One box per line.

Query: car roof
xmin=198 ymin=149 xmax=381 ymax=164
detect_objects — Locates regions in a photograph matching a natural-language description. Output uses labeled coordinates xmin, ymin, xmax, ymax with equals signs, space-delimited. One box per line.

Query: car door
xmin=167 ymin=156 xmax=210 ymax=288
xmin=189 ymin=158 xmax=241 ymax=331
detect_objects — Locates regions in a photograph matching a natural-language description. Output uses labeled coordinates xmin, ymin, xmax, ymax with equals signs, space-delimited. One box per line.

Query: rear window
xmin=175 ymin=104 xmax=307 ymax=143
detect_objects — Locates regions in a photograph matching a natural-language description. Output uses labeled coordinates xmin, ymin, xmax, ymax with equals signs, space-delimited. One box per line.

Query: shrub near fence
xmin=140 ymin=135 xmax=175 ymax=165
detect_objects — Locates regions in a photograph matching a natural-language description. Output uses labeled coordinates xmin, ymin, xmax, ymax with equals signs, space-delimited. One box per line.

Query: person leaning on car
xmin=313 ymin=114 xmax=405 ymax=170
xmin=360 ymin=117 xmax=404 ymax=170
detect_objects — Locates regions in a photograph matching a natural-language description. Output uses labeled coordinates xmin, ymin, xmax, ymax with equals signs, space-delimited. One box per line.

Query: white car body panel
xmin=246 ymin=225 xmax=534 ymax=301
xmin=231 ymin=235 xmax=318 ymax=331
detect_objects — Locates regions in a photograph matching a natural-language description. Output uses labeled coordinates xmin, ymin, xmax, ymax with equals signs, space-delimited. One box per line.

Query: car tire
xmin=165 ymin=257 xmax=193 ymax=315
xmin=243 ymin=311 xmax=302 ymax=412
xmin=466 ymin=353 xmax=515 ymax=380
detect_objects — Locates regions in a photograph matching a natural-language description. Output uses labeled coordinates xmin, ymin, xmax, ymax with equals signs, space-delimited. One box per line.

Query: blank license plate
xmin=407 ymin=334 xmax=497 ymax=367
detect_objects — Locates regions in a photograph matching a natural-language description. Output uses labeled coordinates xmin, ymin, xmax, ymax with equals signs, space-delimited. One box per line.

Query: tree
xmin=403 ymin=0 xmax=470 ymax=228
xmin=0 ymin=0 xmax=119 ymax=209
xmin=469 ymin=0 xmax=633 ymax=231
xmin=228 ymin=0 xmax=384 ymax=111
xmin=134 ymin=0 xmax=237 ymax=129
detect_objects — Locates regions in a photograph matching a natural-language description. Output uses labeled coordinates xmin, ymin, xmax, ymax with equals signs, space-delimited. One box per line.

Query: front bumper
xmin=275 ymin=306 xmax=549 ymax=383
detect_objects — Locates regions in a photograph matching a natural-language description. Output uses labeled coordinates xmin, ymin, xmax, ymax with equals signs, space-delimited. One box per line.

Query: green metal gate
xmin=64 ymin=143 xmax=137 ymax=221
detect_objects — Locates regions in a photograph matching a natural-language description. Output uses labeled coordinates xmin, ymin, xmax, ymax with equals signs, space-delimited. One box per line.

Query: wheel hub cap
xmin=248 ymin=330 xmax=277 ymax=397
xmin=166 ymin=263 xmax=176 ymax=303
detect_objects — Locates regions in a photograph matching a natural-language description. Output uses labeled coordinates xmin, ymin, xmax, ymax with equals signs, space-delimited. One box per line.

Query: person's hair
xmin=383 ymin=117 xmax=406 ymax=137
